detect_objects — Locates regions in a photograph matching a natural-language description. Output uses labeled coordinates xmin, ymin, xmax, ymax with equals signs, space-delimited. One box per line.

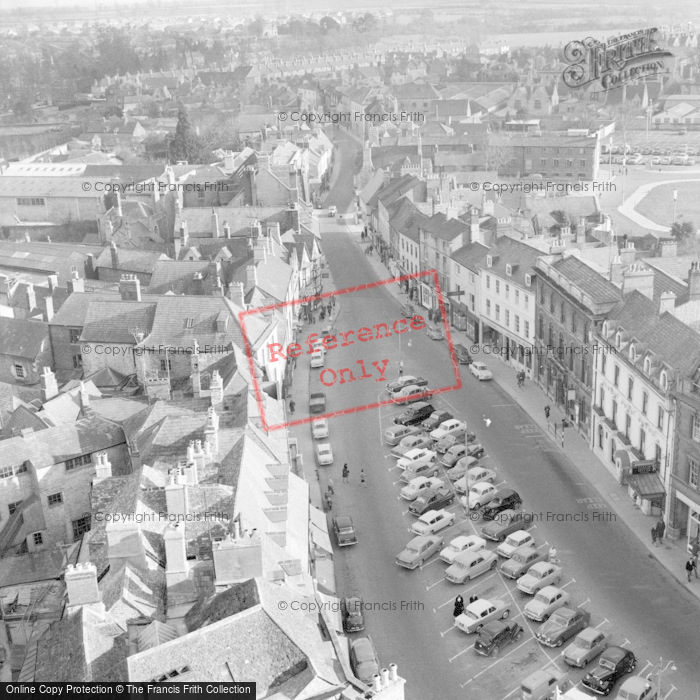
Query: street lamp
xmin=646 ymin=657 xmax=676 ymax=696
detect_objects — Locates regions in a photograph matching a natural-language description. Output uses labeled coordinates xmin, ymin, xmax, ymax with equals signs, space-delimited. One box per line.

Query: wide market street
xmin=303 ymin=133 xmax=700 ymax=700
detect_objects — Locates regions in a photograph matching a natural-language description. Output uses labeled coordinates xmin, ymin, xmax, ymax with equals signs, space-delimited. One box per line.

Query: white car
xmin=310 ymin=350 xmax=324 ymax=368
xmin=470 ymin=361 xmax=493 ymax=380
xmin=466 ymin=482 xmax=498 ymax=509
xmin=523 ymin=586 xmax=571 ymax=623
xmin=497 ymin=530 xmax=535 ymax=558
xmin=410 ymin=509 xmax=456 ymax=536
xmin=430 ymin=419 xmax=467 ymax=442
xmin=397 ymin=448 xmax=437 ymax=471
xmin=309 ymin=340 xmax=326 ymax=355
xmin=400 ymin=476 xmax=444 ymax=501
xmin=311 ymin=418 xmax=329 ymax=440
xmin=316 ymin=443 xmax=334 ymax=466
xmin=440 ymin=535 xmax=487 ymax=564
xmin=516 ymin=562 xmax=563 ymax=595
xmin=454 ymin=598 xmax=511 ymax=634
xmin=454 ymin=467 xmax=496 ymax=494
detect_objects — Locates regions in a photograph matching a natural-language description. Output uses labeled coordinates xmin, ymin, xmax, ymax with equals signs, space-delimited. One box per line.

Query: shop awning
xmin=309 ymin=505 xmax=332 ymax=555
xmin=627 ymin=473 xmax=665 ymax=499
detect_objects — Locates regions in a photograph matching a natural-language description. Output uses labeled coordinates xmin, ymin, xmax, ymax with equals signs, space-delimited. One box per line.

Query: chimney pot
xmin=389 ymin=664 xmax=398 ymax=681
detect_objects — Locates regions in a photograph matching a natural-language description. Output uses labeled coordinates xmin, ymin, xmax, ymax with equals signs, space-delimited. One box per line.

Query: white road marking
xmin=449 ymin=641 xmax=475 ymax=663
xmin=460 ymin=636 xmax=534 ymax=685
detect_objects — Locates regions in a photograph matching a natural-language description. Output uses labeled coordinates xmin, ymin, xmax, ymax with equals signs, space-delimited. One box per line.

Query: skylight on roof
xmin=184 ymin=318 xmax=194 ymax=329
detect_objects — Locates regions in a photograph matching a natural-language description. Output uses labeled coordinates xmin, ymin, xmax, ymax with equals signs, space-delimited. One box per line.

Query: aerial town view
xmin=0 ymin=0 xmax=700 ymax=698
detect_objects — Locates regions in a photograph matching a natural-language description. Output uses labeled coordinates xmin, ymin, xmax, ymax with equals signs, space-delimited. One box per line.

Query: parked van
xmin=520 ymin=668 xmax=571 ymax=700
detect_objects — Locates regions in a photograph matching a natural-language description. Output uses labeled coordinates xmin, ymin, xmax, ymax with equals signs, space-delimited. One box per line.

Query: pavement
xmin=343 ymin=223 xmax=700 ymax=604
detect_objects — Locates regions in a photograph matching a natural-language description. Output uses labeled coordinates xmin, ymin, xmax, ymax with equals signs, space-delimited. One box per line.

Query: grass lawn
xmin=635 ymin=182 xmax=700 ymax=227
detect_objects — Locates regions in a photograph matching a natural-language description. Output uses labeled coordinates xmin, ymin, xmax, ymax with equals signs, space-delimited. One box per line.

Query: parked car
xmin=440 ymin=535 xmax=486 ymax=564
xmin=497 ymin=530 xmax=535 ymax=558
xmin=400 ymin=476 xmax=444 ymax=501
xmin=466 ymin=481 xmax=499 ymax=510
xmin=394 ymin=401 xmax=435 ymax=426
xmin=435 ymin=430 xmax=473 ymax=455
xmin=391 ymin=433 xmax=434 ymax=458
xmin=470 ymin=361 xmax=493 ymax=380
xmin=536 ymin=607 xmax=590 ymax=647
xmin=397 ymin=448 xmax=439 ymax=476
xmin=426 ymin=326 xmax=444 ymax=340
xmin=563 ymin=628 xmax=607 ymax=667
xmin=349 ymin=637 xmax=378 ymax=684
xmin=660 ymin=157 xmax=671 ymax=165
xmin=650 ymin=156 xmax=661 ymax=165
xmin=499 ymin=545 xmax=548 ymax=580
xmin=474 ymin=620 xmax=523 ymax=657
xmin=408 ymin=484 xmax=455 ymax=515
xmin=482 ymin=488 xmax=522 ymax=520
xmin=341 ymin=596 xmax=365 ymax=633
xmin=466 ymin=443 xmax=486 ymax=460
xmin=392 ymin=384 xmax=432 ymax=404
xmin=520 ymin=668 xmax=572 ymax=700
xmin=384 ymin=424 xmax=422 ymax=446
xmin=454 ymin=466 xmax=496 ymax=494
xmin=524 ymin=586 xmax=571 ymax=623
xmin=445 ymin=456 xmax=479 ymax=482
xmin=430 ymin=419 xmax=468 ymax=442
xmin=615 ymin=676 xmax=659 ymax=700
xmin=311 ymin=418 xmax=329 ymax=439
xmin=400 ymin=303 xmax=415 ymax=318
xmin=387 ymin=375 xmax=429 ymax=394
xmin=333 ymin=516 xmax=357 ymax=547
xmin=444 ymin=549 xmax=498 ymax=583
xmin=516 ymin=562 xmax=563 ymax=595
xmin=481 ymin=510 xmax=533 ymax=542
xmin=411 ymin=509 xmax=456 ymax=536
xmin=582 ymin=646 xmax=636 ymax=696
xmin=421 ymin=409 xmax=453 ymax=431
xmin=316 ymin=442 xmax=334 ymax=466
xmin=454 ymin=597 xmax=511 ymax=634
xmin=454 ymin=343 xmax=473 ymax=364
xmin=441 ymin=444 xmax=469 ymax=468
xmin=310 ymin=350 xmax=324 ymax=368
xmin=395 ymin=534 xmax=444 ymax=569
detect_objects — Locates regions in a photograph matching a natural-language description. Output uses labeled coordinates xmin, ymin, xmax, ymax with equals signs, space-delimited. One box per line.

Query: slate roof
xmin=420 ymin=212 xmax=470 ymax=242
xmin=81 ymin=301 xmax=157 ymax=344
xmin=484 ymin=236 xmax=541 ymax=288
xmin=605 ymin=290 xmax=700 ymax=377
xmin=0 ymin=241 xmax=103 ymax=282
xmin=550 ymin=255 xmax=622 ymax=305
xmin=0 ymin=544 xmax=75 ymax=588
xmin=146 ymin=261 xmax=214 ymax=294
xmin=0 ymin=317 xmax=48 ymax=358
xmin=95 ymin=248 xmax=170 ymax=274
xmin=389 ymin=197 xmax=429 ymax=244
xmin=452 ymin=241 xmax=490 ymax=271
xmin=48 ymin=291 xmax=122 ymax=328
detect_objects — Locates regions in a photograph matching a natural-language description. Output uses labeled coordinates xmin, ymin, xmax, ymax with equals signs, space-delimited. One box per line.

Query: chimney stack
xmin=79 ymin=381 xmax=92 ymax=416
xmin=65 ymin=563 xmax=101 ymax=608
xmin=204 ymin=406 xmax=220 ymax=453
xmin=470 ymin=207 xmax=481 ymax=245
xmin=43 ymin=295 xmax=54 ymax=322
xmin=180 ymin=222 xmax=189 ymax=248
xmin=119 ymin=274 xmax=142 ymax=301
xmin=210 ymin=370 xmax=224 ymax=406
xmin=93 ymin=452 xmax=113 ymax=481
xmin=660 ymin=240 xmax=678 ymax=258
xmin=67 ymin=270 xmax=85 ymax=294
xmin=622 ymin=263 xmax=654 ymax=299
xmin=40 ymin=366 xmax=59 ymax=402
xmin=163 ymin=522 xmax=190 ymax=588
xmin=223 ymin=221 xmax=231 ymax=238
xmin=212 ymin=527 xmax=263 ymax=587
xmin=211 ymin=208 xmax=220 ymax=239
xmin=165 ymin=469 xmax=189 ymax=519
xmin=688 ymin=260 xmax=700 ymax=302
xmin=110 ymin=241 xmax=119 ymax=270
xmin=253 ymin=242 xmax=267 ymax=263
xmin=227 ymin=282 xmax=246 ymax=309
xmin=47 ymin=274 xmax=58 ymax=292
xmin=25 ymin=283 xmax=36 ymax=312
xmin=609 ymin=255 xmax=623 ymax=286
xmin=247 ymin=264 xmax=257 ymax=289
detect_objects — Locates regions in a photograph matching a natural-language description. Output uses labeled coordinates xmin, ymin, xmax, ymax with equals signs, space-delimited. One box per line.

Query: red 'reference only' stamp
xmin=238 ymin=270 xmax=461 ymax=431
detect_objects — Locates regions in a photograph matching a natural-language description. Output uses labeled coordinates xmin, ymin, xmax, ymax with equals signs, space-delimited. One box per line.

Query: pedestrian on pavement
xmin=327 ymin=302 xmax=332 ymax=316
xmin=289 ymin=400 xmax=295 ymax=415
xmin=320 ymin=308 xmax=326 ymax=321
xmin=342 ymin=464 xmax=349 ymax=483
xmin=332 ymin=296 xmax=336 ymax=308
xmin=544 ymin=404 xmax=551 ymax=419
xmin=686 ymin=557 xmax=697 ymax=582
xmin=651 ymin=525 xmax=658 ymax=546
xmin=657 ymin=519 xmax=666 ymax=544
xmin=561 ymin=418 xmax=567 ymax=432
xmin=360 ymin=469 xmax=366 ymax=487
xmin=453 ymin=595 xmax=465 ymax=617
xmin=399 ymin=360 xmax=404 ymax=377
xmin=327 ymin=479 xmax=334 ymax=496
xmin=469 ymin=595 xmax=478 ymax=605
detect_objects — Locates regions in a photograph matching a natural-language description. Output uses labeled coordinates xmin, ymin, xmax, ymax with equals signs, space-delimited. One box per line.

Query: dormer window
xmin=644 ymin=356 xmax=651 ymax=375
xmin=615 ymin=332 xmax=622 ymax=349
xmin=525 ymin=274 xmax=532 ymax=287
xmin=506 ymin=264 xmax=512 ymax=276
xmin=487 ymin=255 xmax=493 ymax=268
xmin=603 ymin=321 xmax=609 ymax=336
xmin=660 ymin=371 xmax=668 ymax=391
xmin=629 ymin=346 xmax=636 ymax=362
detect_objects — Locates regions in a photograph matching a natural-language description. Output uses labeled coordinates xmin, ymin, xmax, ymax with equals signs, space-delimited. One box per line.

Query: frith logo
xmin=562 ymin=28 xmax=672 ymax=91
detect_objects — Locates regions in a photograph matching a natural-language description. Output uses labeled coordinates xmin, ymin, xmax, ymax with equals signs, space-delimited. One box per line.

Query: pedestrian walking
xmin=544 ymin=404 xmax=551 ymax=419
xmin=686 ymin=557 xmax=697 ymax=582
xmin=360 ymin=469 xmax=366 ymax=487
xmin=651 ymin=525 xmax=657 ymax=546
xmin=656 ymin=519 xmax=666 ymax=544
xmin=289 ymin=400 xmax=295 ymax=415
xmin=469 ymin=595 xmax=478 ymax=605
xmin=332 ymin=296 xmax=336 ymax=308
xmin=453 ymin=595 xmax=465 ymax=618
xmin=327 ymin=302 xmax=332 ymax=317
xmin=327 ymin=479 xmax=334 ymax=496
xmin=342 ymin=463 xmax=349 ymax=483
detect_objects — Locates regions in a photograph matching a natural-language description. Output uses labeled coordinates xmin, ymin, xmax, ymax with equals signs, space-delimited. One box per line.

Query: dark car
xmin=333 ymin=515 xmax=357 ymax=547
xmin=481 ymin=510 xmax=533 ymax=542
xmin=481 ymin=489 xmax=522 ymax=521
xmin=582 ymin=646 xmax=636 ymax=696
xmin=387 ymin=376 xmax=429 ymax=394
xmin=341 ymin=596 xmax=365 ymax=633
xmin=408 ymin=485 xmax=455 ymax=515
xmin=536 ymin=607 xmax=590 ymax=648
xmin=394 ymin=401 xmax=435 ymax=426
xmin=474 ymin=620 xmax=524 ymax=657
xmin=454 ymin=343 xmax=473 ymax=365
xmin=422 ymin=410 xmax=453 ymax=431
xmin=349 ymin=636 xmax=379 ymax=684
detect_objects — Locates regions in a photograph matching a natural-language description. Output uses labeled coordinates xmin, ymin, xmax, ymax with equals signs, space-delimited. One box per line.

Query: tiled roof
xmin=550 ymin=255 xmax=622 ymax=304
xmin=606 ymin=290 xmax=700 ymax=377
xmin=0 ymin=544 xmax=74 ymax=588
xmin=452 ymin=241 xmax=490 ymax=270
xmin=420 ymin=212 xmax=470 ymax=242
xmin=82 ymin=301 xmax=157 ymax=344
xmin=0 ymin=317 xmax=48 ymax=358
xmin=95 ymin=248 xmax=170 ymax=274
xmin=389 ymin=197 xmax=429 ymax=244
xmin=484 ymin=236 xmax=541 ymax=288
xmin=146 ymin=261 xmax=213 ymax=294
xmin=0 ymin=241 xmax=103 ymax=282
